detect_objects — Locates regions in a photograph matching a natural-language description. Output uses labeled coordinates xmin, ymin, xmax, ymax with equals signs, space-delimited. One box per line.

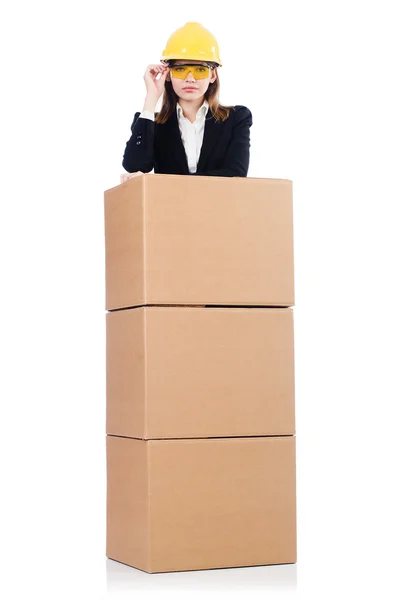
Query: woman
xmin=122 ymin=22 xmax=253 ymax=178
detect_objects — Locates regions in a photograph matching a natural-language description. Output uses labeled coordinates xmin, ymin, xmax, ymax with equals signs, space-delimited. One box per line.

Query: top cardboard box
xmin=104 ymin=174 xmax=294 ymax=310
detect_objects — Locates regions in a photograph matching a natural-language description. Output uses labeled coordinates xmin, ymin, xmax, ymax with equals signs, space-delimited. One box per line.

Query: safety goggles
xmin=169 ymin=63 xmax=212 ymax=80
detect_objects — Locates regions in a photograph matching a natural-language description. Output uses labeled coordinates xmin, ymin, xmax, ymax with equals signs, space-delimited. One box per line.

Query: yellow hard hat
xmin=160 ymin=22 xmax=222 ymax=67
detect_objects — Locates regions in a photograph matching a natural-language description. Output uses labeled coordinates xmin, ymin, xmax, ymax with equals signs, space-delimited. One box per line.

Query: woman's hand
xmin=120 ymin=171 xmax=144 ymax=183
xmin=143 ymin=63 xmax=170 ymax=101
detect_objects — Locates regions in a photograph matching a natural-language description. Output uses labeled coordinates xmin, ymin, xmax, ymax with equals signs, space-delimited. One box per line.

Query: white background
xmin=1 ymin=1 xmax=397 ymax=598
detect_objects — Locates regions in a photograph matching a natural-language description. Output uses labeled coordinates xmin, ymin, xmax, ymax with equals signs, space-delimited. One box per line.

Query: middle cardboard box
xmin=106 ymin=305 xmax=295 ymax=439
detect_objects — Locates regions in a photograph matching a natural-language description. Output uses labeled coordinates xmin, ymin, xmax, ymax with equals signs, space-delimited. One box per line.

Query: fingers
xmin=146 ymin=64 xmax=170 ymax=79
xmin=120 ymin=171 xmax=144 ymax=183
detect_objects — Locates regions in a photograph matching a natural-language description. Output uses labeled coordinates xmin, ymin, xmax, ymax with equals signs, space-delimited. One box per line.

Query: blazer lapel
xmin=196 ymin=111 xmax=222 ymax=173
xmin=164 ymin=109 xmax=189 ymax=173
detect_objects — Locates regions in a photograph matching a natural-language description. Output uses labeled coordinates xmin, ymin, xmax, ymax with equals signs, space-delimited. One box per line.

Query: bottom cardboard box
xmin=106 ymin=435 xmax=296 ymax=573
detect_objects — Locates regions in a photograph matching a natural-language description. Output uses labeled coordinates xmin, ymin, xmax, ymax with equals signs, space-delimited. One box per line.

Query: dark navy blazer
xmin=122 ymin=105 xmax=252 ymax=177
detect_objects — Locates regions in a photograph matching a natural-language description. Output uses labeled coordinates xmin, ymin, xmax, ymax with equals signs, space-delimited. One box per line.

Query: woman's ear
xmin=210 ymin=67 xmax=217 ymax=84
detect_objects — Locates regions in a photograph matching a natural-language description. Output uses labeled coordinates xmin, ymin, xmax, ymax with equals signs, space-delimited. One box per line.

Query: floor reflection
xmin=106 ymin=558 xmax=297 ymax=591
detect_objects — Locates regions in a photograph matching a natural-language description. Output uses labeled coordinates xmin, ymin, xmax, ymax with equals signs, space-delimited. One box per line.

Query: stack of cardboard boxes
xmin=104 ymin=173 xmax=296 ymax=573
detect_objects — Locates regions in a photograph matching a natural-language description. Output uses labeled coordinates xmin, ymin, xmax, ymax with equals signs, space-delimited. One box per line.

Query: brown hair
xmin=155 ymin=64 xmax=235 ymax=124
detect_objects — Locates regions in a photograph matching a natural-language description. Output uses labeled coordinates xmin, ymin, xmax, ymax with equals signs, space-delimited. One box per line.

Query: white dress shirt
xmin=139 ymin=100 xmax=209 ymax=173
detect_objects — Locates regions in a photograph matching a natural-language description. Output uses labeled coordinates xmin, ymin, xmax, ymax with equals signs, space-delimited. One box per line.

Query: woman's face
xmin=166 ymin=59 xmax=217 ymax=100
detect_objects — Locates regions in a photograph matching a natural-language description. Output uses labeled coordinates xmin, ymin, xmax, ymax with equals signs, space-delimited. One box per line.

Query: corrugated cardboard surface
xmin=106 ymin=436 xmax=149 ymax=572
xmin=106 ymin=306 xmax=295 ymax=439
xmin=104 ymin=174 xmax=294 ymax=310
xmin=104 ymin=175 xmax=145 ymax=311
xmin=106 ymin=435 xmax=296 ymax=573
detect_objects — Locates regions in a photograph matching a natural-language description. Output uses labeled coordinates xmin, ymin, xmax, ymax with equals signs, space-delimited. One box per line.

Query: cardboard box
xmin=106 ymin=306 xmax=295 ymax=439
xmin=106 ymin=435 xmax=296 ymax=573
xmin=104 ymin=174 xmax=294 ymax=310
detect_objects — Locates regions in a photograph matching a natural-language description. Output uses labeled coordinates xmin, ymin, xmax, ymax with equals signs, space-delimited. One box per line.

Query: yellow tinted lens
xmin=171 ymin=65 xmax=209 ymax=79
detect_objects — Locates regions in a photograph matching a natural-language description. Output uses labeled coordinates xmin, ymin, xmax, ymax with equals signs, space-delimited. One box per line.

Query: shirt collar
xmin=176 ymin=99 xmax=209 ymax=121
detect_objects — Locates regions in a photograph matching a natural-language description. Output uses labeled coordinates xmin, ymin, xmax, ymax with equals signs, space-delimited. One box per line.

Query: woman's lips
xmin=183 ymin=87 xmax=198 ymax=91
